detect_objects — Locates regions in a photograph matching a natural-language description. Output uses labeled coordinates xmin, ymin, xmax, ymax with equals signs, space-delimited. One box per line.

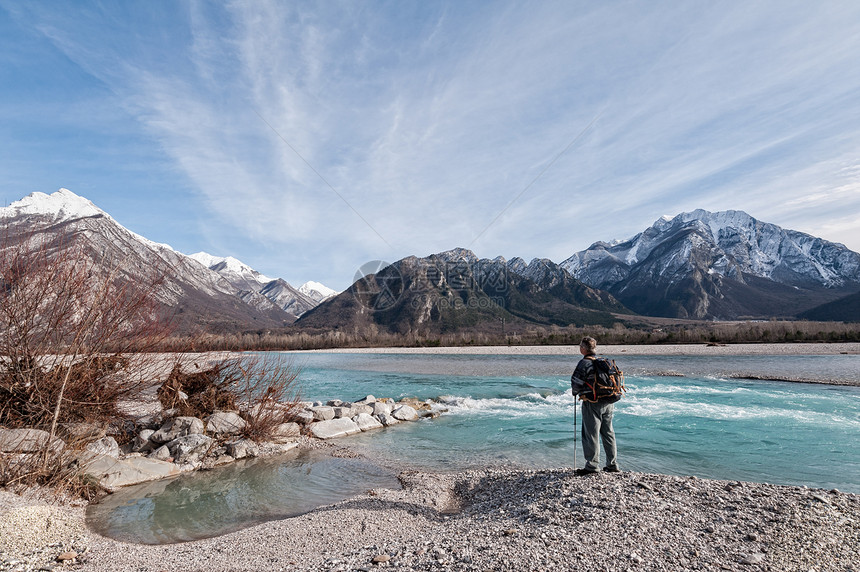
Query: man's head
xmin=579 ymin=336 xmax=597 ymax=356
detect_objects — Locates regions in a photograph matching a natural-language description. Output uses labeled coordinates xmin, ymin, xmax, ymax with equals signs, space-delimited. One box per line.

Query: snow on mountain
xmin=189 ymin=252 xmax=274 ymax=287
xmin=4 ymin=188 xmax=104 ymax=221
xmin=561 ymin=209 xmax=860 ymax=319
xmin=299 ymin=281 xmax=338 ymax=303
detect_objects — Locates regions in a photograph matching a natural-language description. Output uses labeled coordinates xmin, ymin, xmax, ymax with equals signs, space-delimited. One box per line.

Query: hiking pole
xmin=573 ymin=398 xmax=578 ymax=471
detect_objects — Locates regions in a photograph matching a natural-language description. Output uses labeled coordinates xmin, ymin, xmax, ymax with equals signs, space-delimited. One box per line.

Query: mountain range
xmin=560 ymin=209 xmax=860 ymax=320
xmin=0 ymin=189 xmax=336 ymax=333
xmin=3 ymin=189 xmax=859 ymax=334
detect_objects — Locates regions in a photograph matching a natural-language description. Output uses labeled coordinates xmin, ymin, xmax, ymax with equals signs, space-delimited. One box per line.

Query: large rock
xmin=59 ymin=422 xmax=105 ymax=442
xmin=354 ymin=395 xmax=376 ymax=404
xmin=371 ymin=401 xmax=393 ymax=416
xmin=353 ymin=413 xmax=383 ymax=432
xmin=309 ymin=418 xmax=361 ymax=439
xmin=79 ymin=453 xmax=182 ymax=491
xmin=85 ymin=436 xmax=120 ymax=458
xmin=310 ymin=406 xmax=335 ymax=421
xmin=270 ymin=422 xmax=300 ymax=443
xmin=150 ymin=416 xmax=204 ymax=444
xmin=0 ymin=428 xmax=64 ymax=454
xmin=148 ymin=444 xmax=171 ymax=461
xmin=225 ymin=439 xmax=259 ymax=460
xmin=134 ymin=429 xmax=155 ymax=452
xmin=206 ymin=411 xmax=247 ymax=435
xmin=166 ymin=434 xmax=213 ymax=465
xmin=294 ymin=410 xmax=315 ymax=425
xmin=375 ymin=413 xmax=400 ymax=427
xmin=392 ymin=405 xmax=419 ymax=421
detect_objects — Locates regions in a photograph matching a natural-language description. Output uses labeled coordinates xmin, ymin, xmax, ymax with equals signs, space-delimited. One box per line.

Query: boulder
xmin=225 ymin=439 xmax=259 ymax=460
xmin=270 ymin=422 xmax=300 ymax=443
xmin=148 ymin=445 xmax=171 ymax=461
xmin=354 ymin=395 xmax=376 ymax=404
xmin=134 ymin=429 xmax=155 ymax=452
xmin=0 ymin=428 xmax=64 ymax=454
xmin=59 ymin=422 xmax=105 ymax=442
xmin=206 ymin=411 xmax=247 ymax=435
xmin=398 ymin=397 xmax=432 ymax=411
xmin=326 ymin=399 xmax=345 ymax=407
xmin=310 ymin=406 xmax=335 ymax=421
xmin=353 ymin=413 xmax=383 ymax=432
xmin=150 ymin=416 xmax=204 ymax=444
xmin=166 ymin=434 xmax=213 ymax=465
xmin=294 ymin=410 xmax=315 ymax=425
xmin=371 ymin=401 xmax=393 ymax=416
xmin=375 ymin=413 xmax=400 ymax=427
xmin=85 ymin=436 xmax=120 ymax=458
xmin=333 ymin=406 xmax=352 ymax=419
xmin=80 ymin=453 xmax=181 ymax=491
xmin=351 ymin=404 xmax=374 ymax=416
xmin=309 ymin=418 xmax=361 ymax=440
xmin=392 ymin=405 xmax=419 ymax=421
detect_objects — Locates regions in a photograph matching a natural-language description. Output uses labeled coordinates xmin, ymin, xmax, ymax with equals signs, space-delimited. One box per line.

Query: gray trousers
xmin=581 ymin=400 xmax=617 ymax=471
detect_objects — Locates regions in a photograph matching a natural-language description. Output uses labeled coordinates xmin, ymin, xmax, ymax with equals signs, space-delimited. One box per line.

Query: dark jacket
xmin=571 ymin=355 xmax=595 ymax=396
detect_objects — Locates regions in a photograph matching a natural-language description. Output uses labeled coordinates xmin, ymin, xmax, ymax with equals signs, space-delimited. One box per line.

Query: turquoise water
xmin=88 ymin=351 xmax=860 ymax=543
xmin=295 ymin=352 xmax=860 ymax=492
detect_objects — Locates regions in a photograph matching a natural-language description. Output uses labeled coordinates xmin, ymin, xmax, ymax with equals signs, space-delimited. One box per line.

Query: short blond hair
xmin=580 ymin=336 xmax=597 ymax=354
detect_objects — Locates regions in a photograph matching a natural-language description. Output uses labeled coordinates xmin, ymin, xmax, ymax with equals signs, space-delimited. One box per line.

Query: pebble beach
xmin=2 ymin=343 xmax=859 ymax=571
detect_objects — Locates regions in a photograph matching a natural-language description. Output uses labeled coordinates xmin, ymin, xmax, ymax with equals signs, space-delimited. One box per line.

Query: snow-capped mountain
xmin=191 ymin=252 xmax=323 ymax=317
xmin=0 ymin=189 xmax=309 ymax=330
xmin=299 ymin=281 xmax=338 ymax=304
xmin=561 ymin=209 xmax=860 ymax=319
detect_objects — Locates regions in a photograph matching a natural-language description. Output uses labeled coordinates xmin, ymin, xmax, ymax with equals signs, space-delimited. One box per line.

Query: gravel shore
xmin=3 ymin=459 xmax=859 ymax=572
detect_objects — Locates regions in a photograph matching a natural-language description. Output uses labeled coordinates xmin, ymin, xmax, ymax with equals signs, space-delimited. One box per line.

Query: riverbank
xmin=3 ymin=448 xmax=858 ymax=572
xmin=293 ymin=341 xmax=860 ymax=356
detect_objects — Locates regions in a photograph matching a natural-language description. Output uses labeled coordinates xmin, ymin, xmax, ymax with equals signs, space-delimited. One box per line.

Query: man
xmin=571 ymin=336 xmax=620 ymax=475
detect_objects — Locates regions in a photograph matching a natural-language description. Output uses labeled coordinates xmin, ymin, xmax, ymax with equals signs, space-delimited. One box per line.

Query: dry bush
xmin=0 ymin=229 xmax=174 ymax=486
xmin=233 ymin=354 xmax=303 ymax=442
xmin=154 ymin=353 xmax=303 ymax=442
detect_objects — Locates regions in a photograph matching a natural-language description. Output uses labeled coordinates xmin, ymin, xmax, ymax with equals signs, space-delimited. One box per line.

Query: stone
xmin=372 ymin=554 xmax=390 ymax=563
xmin=0 ymin=428 xmax=65 ymax=454
xmin=85 ymin=436 xmax=120 ymax=458
xmin=333 ymin=406 xmax=353 ymax=419
xmin=134 ymin=429 xmax=156 ymax=452
xmin=150 ymin=416 xmax=204 ymax=444
xmin=59 ymin=422 xmax=105 ymax=442
xmin=148 ymin=445 xmax=172 ymax=461
xmin=56 ymin=551 xmax=78 ymax=562
xmin=371 ymin=402 xmax=393 ymax=416
xmin=166 ymin=434 xmax=214 ymax=464
xmin=740 ymin=553 xmax=766 ymax=565
xmin=294 ymin=411 xmax=315 ymax=425
xmin=310 ymin=406 xmax=335 ymax=421
xmin=392 ymin=405 xmax=419 ymax=421
xmin=353 ymin=413 xmax=384 ymax=432
xmin=80 ymin=453 xmax=182 ymax=491
xmin=355 ymin=395 xmax=376 ymax=404
xmin=351 ymin=404 xmax=374 ymax=416
xmin=270 ymin=422 xmax=301 ymax=443
xmin=327 ymin=399 xmax=345 ymax=407
xmin=375 ymin=413 xmax=400 ymax=427
xmin=226 ymin=439 xmax=259 ymax=460
xmin=309 ymin=418 xmax=362 ymax=439
xmin=206 ymin=411 xmax=247 ymax=435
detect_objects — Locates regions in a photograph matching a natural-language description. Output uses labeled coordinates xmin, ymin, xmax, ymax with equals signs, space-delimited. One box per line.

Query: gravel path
xmin=3 ymin=465 xmax=858 ymax=572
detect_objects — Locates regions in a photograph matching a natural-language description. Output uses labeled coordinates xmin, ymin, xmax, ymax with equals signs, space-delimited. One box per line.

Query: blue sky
xmin=2 ymin=1 xmax=860 ymax=291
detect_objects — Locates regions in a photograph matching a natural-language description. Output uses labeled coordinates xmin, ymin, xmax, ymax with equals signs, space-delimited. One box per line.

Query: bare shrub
xmin=233 ymin=354 xmax=303 ymax=442
xmin=0 ymin=229 xmax=174 ymax=487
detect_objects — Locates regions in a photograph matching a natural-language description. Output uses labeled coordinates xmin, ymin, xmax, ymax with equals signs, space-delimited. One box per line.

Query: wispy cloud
xmin=4 ymin=0 xmax=860 ymax=288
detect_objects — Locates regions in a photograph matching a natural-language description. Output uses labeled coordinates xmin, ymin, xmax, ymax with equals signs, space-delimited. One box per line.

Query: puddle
xmin=85 ymin=449 xmax=400 ymax=544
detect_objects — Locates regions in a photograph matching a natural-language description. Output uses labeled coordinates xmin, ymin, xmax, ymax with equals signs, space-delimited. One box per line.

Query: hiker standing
xmin=571 ymin=336 xmax=621 ymax=475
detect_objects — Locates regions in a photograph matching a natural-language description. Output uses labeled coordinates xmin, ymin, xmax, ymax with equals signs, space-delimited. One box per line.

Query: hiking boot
xmin=574 ymin=468 xmax=599 ymax=476
xmin=603 ymin=466 xmax=621 ymax=473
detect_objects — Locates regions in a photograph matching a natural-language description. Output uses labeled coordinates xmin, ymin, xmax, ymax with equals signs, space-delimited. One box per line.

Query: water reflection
xmin=86 ymin=449 xmax=400 ymax=544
